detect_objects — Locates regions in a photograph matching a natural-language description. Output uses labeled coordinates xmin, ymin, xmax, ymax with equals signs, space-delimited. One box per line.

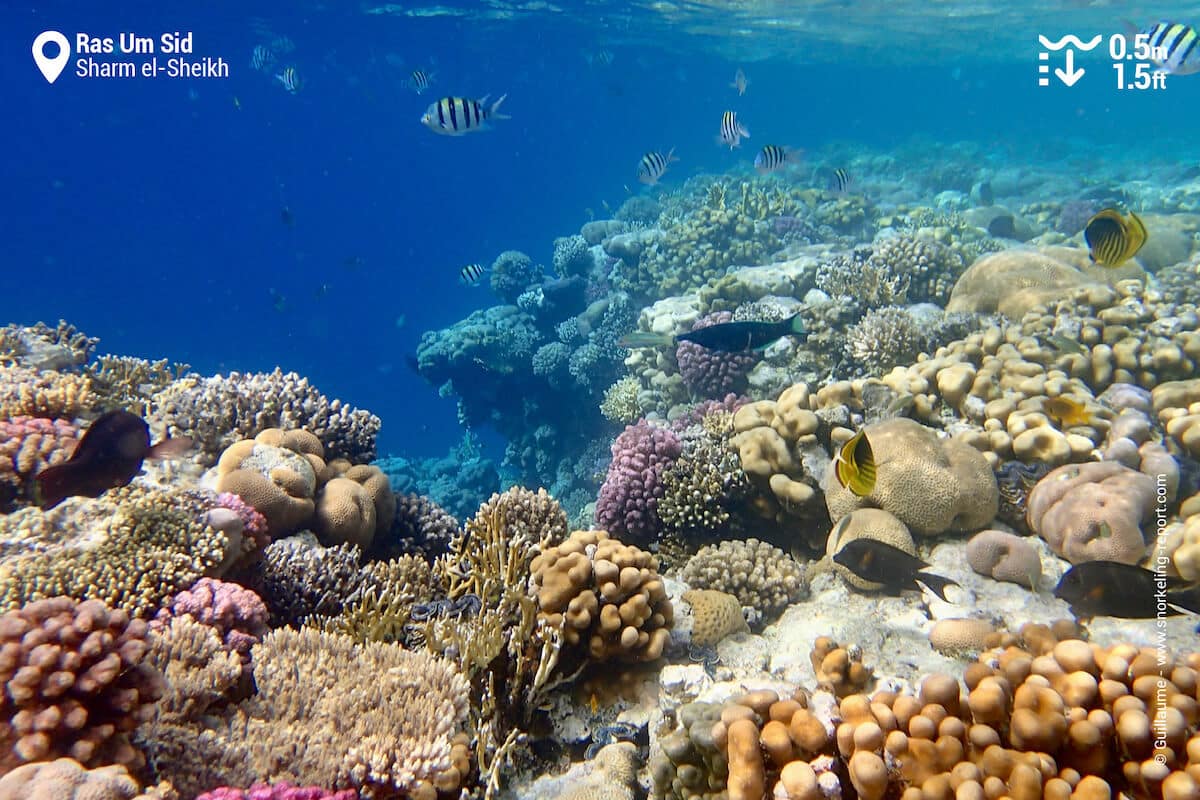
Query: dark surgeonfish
xmin=35 ymin=409 xmax=193 ymax=509
xmin=618 ymin=313 xmax=806 ymax=352
xmin=1054 ymin=561 xmax=1200 ymax=619
xmin=832 ymin=537 xmax=959 ymax=602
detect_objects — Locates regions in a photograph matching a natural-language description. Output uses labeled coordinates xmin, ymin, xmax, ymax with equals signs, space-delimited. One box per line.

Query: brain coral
xmin=679 ymin=538 xmax=805 ymax=622
xmin=530 ymin=529 xmax=673 ymax=662
xmin=0 ymin=598 xmax=163 ymax=773
xmin=681 ymin=588 xmax=749 ymax=647
xmin=1026 ymin=461 xmax=1155 ymax=564
xmin=595 ymin=421 xmax=682 ymax=546
xmin=676 ymin=311 xmax=758 ymax=398
xmin=215 ymin=428 xmax=325 ymax=535
xmin=825 ymin=418 xmax=998 ymax=537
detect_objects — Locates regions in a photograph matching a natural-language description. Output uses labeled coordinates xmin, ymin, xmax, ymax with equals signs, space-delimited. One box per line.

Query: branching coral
xmin=85 ymin=355 xmax=190 ymax=416
xmin=869 ymin=232 xmax=965 ymax=305
xmin=657 ymin=426 xmax=751 ymax=541
xmin=844 ymin=307 xmax=929 ymax=375
xmin=600 ymin=376 xmax=643 ymax=424
xmin=0 ymin=366 xmax=92 ymax=420
xmin=0 ymin=320 xmax=97 ymax=370
xmin=679 ymin=538 xmax=806 ymax=623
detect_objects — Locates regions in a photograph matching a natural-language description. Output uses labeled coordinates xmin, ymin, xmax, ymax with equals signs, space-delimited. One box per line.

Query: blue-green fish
xmin=618 ymin=313 xmax=805 ymax=352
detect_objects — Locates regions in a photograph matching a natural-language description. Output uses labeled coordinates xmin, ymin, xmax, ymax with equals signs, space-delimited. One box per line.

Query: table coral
xmin=149 ymin=368 xmax=381 ymax=465
xmin=595 ymin=421 xmax=682 ymax=546
xmin=825 ymin=417 xmax=998 ymax=537
xmin=1026 ymin=461 xmax=1156 ymax=565
xmin=530 ymin=529 xmax=673 ymax=662
xmin=0 ymin=597 xmax=163 ymax=773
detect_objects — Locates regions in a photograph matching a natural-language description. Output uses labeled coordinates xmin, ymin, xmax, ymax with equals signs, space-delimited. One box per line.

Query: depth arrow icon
xmin=1055 ymin=50 xmax=1085 ymax=86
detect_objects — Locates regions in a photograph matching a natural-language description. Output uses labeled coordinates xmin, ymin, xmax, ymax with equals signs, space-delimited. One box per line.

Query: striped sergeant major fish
xmin=275 ymin=66 xmax=301 ymax=94
xmin=828 ymin=167 xmax=852 ymax=194
xmin=754 ymin=145 xmax=799 ymax=175
xmin=250 ymin=44 xmax=274 ymax=71
xmin=459 ymin=263 xmax=486 ymax=286
xmin=409 ymin=69 xmax=433 ymax=94
xmin=421 ymin=94 xmax=510 ymax=136
xmin=1132 ymin=21 xmax=1200 ymax=75
xmin=637 ymin=149 xmax=678 ymax=185
xmin=717 ymin=110 xmax=749 ymax=149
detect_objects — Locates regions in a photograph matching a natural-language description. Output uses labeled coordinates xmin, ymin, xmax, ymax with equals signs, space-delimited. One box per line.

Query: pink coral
xmin=0 ymin=597 xmax=163 ymax=773
xmin=153 ymin=578 xmax=268 ymax=666
xmin=595 ymin=421 xmax=682 ymax=546
xmin=216 ymin=492 xmax=271 ymax=549
xmin=0 ymin=416 xmax=78 ymax=511
xmin=195 ymin=785 xmax=358 ymax=800
xmin=675 ymin=312 xmax=758 ymax=398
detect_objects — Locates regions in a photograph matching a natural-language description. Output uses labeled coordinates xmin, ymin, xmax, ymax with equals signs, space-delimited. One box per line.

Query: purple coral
xmin=153 ymin=578 xmax=268 ymax=666
xmin=216 ymin=492 xmax=270 ymax=550
xmin=595 ymin=421 xmax=682 ymax=546
xmin=196 ymin=785 xmax=358 ymax=800
xmin=675 ymin=312 xmax=758 ymax=398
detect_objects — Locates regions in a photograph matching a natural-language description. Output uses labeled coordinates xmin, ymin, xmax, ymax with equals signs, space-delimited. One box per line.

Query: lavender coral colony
xmin=6 ymin=140 xmax=1200 ymax=800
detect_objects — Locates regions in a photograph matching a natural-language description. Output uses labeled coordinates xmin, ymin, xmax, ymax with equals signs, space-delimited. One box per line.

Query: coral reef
xmin=679 ymin=538 xmax=805 ymax=623
xmin=0 ymin=320 xmax=97 ymax=371
xmin=676 ymin=312 xmax=758 ymax=397
xmin=0 ymin=366 xmax=92 ymax=420
xmin=490 ymin=249 xmax=544 ymax=303
xmin=0 ymin=757 xmax=171 ymax=800
xmin=0 ymin=416 xmax=78 ymax=512
xmin=152 ymin=578 xmax=269 ymax=667
xmin=595 ymin=421 xmax=682 ymax=546
xmin=845 ymin=306 xmax=929 ymax=375
xmin=0 ymin=598 xmax=163 ymax=772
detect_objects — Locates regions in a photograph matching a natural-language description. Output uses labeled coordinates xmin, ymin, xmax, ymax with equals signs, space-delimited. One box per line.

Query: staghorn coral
xmin=317 ymin=554 xmax=441 ymax=646
xmin=0 ymin=485 xmax=231 ymax=617
xmin=0 ymin=598 xmax=163 ymax=773
xmin=844 ymin=306 xmax=928 ymax=375
xmin=595 ymin=421 xmax=682 ymax=547
xmin=676 ymin=312 xmax=758 ymax=398
xmin=143 ymin=614 xmax=244 ymax=722
xmin=0 ymin=416 xmax=78 ymax=512
xmin=816 ymin=245 xmax=908 ymax=309
xmin=679 ymin=538 xmax=805 ymax=623
xmin=0 ymin=365 xmax=92 ymax=420
xmin=85 ymin=355 xmax=189 ymax=416
xmin=138 ymin=627 xmax=471 ymax=799
xmin=149 ymin=368 xmax=380 ymax=465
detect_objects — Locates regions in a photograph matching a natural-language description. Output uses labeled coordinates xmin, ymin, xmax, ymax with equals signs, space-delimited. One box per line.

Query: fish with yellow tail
xmin=832 ymin=429 xmax=876 ymax=497
xmin=832 ymin=538 xmax=959 ymax=602
xmin=1084 ymin=208 xmax=1147 ymax=267
xmin=617 ymin=313 xmax=805 ymax=352
xmin=421 ymin=94 xmax=509 ymax=136
xmin=1042 ymin=395 xmax=1094 ymax=428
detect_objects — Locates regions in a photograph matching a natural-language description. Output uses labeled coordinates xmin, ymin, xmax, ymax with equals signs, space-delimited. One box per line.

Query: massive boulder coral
xmin=825 ymin=417 xmax=998 ymax=537
xmin=0 ymin=598 xmax=163 ymax=773
xmin=529 ymin=529 xmax=673 ymax=663
xmin=1026 ymin=461 xmax=1156 ymax=564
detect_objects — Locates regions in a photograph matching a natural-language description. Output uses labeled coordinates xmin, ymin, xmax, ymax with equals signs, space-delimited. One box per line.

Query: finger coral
xmin=0 ymin=597 xmax=163 ymax=773
xmin=595 ymin=421 xmax=682 ymax=546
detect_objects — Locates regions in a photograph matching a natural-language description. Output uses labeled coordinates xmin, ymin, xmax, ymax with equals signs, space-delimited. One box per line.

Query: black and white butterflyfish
xmin=459 ymin=263 xmax=486 ymax=286
xmin=637 ymin=149 xmax=678 ymax=185
xmin=420 ymin=94 xmax=510 ymax=136
xmin=409 ymin=69 xmax=432 ymax=94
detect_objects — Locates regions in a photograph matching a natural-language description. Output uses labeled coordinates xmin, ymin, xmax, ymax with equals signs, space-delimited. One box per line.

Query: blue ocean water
xmin=2 ymin=0 xmax=1197 ymax=460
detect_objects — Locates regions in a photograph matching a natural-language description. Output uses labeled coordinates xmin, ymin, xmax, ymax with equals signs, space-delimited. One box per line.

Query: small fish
xmin=275 ymin=66 xmax=302 ymax=94
xmin=409 ymin=69 xmax=432 ymax=94
xmin=676 ymin=313 xmax=805 ymax=352
xmin=637 ymin=148 xmax=678 ymax=185
xmin=233 ymin=95 xmax=242 ymax=110
xmin=986 ymin=214 xmax=1017 ymax=239
xmin=394 ymin=314 xmax=407 ymax=329
xmin=460 ymin=263 xmax=486 ymax=285
xmin=832 ymin=429 xmax=876 ymax=497
xmin=269 ymin=288 xmax=287 ymax=313
xmin=271 ymin=35 xmax=296 ymax=55
xmin=1043 ymin=396 xmax=1093 ymax=428
xmin=1084 ymin=208 xmax=1147 ymax=267
xmin=1055 ymin=561 xmax=1200 ymax=619
xmin=832 ymin=537 xmax=959 ymax=601
xmin=420 ymin=94 xmax=510 ymax=136
xmin=717 ymin=111 xmax=749 ymax=149
xmin=35 ymin=410 xmax=193 ymax=509
xmin=755 ymin=145 xmax=799 ymax=175
xmin=250 ymin=44 xmax=275 ymax=71
xmin=730 ymin=68 xmax=748 ymax=95
xmin=1041 ymin=334 xmax=1088 ymax=356
xmin=828 ymin=167 xmax=852 ymax=194
xmin=1125 ymin=21 xmax=1200 ymax=75
xmin=585 ymin=48 xmax=614 ymax=66
xmin=280 ymin=206 xmax=295 ymax=228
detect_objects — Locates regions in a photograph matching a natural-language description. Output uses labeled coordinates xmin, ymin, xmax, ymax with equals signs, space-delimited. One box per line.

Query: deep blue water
xmin=2 ymin=2 xmax=1196 ymax=457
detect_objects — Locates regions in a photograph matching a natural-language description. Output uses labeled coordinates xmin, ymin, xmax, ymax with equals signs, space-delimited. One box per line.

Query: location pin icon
xmin=32 ymin=31 xmax=70 ymax=84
